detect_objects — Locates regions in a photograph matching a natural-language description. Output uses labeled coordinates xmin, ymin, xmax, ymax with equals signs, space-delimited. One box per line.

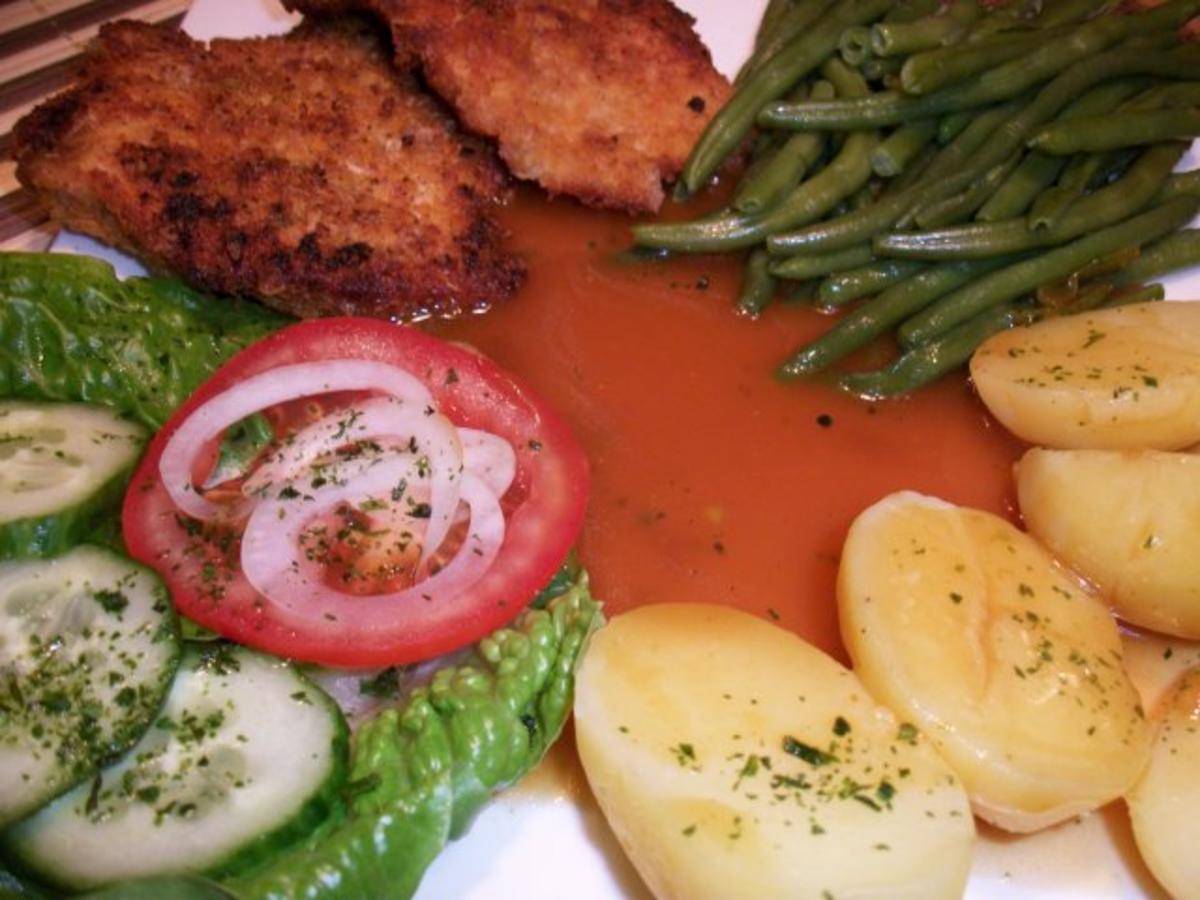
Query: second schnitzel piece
xmin=12 ymin=19 xmax=523 ymax=320
xmin=285 ymin=0 xmax=731 ymax=213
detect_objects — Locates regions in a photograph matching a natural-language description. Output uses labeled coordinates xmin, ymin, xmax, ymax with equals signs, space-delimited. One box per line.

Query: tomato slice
xmin=123 ymin=317 xmax=588 ymax=667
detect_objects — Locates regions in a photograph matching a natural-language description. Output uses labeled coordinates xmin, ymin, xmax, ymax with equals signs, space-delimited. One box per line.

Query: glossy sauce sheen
xmin=431 ymin=190 xmax=1025 ymax=661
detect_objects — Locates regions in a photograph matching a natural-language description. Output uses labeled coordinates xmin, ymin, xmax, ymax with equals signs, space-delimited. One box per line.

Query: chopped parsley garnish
xmin=782 ymin=736 xmax=837 ymax=766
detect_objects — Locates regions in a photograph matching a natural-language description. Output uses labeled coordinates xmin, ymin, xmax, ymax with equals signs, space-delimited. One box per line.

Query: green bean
xmin=912 ymin=152 xmax=1022 ymax=228
xmin=870 ymin=0 xmax=981 ymax=57
xmin=777 ymin=43 xmax=1200 ymax=255
xmin=839 ymin=26 xmax=875 ymax=67
xmin=871 ymin=119 xmax=938 ymax=177
xmin=768 ymin=243 xmax=875 ymax=280
xmin=757 ymin=1 xmax=1200 ymax=131
xmin=733 ymin=83 xmax=834 ymax=215
xmin=780 ymin=278 xmax=821 ymax=303
xmin=877 ymin=142 xmax=1187 ymax=260
xmin=936 ymin=109 xmax=974 ymax=144
xmin=977 ymin=153 xmax=1066 ymax=221
xmin=1157 ymin=169 xmax=1200 ymax=202
xmin=777 ymin=256 xmax=1016 ymax=376
xmin=958 ymin=21 xmax=1025 ymax=44
xmin=848 ymin=182 xmax=880 ymax=211
xmin=883 ymin=0 xmax=941 ymax=24
xmin=963 ymin=6 xmax=1042 ymax=41
xmin=1062 ymin=142 xmax=1138 ymax=188
xmin=738 ymin=0 xmax=840 ymax=84
xmin=1057 ymin=281 xmax=1119 ymax=315
xmin=1029 ymin=107 xmax=1200 ymax=155
xmin=1035 ymin=0 xmax=1112 ymax=28
xmin=1051 ymin=149 xmax=1110 ymax=194
xmin=630 ymin=211 xmax=759 ymax=253
xmin=900 ymin=26 xmax=1070 ymax=95
xmin=769 ymin=98 xmax=1019 ymax=253
xmin=1062 ymin=75 xmax=1159 ymax=116
xmin=1028 ymin=182 xmax=1089 ymax=232
xmin=977 ymin=77 xmax=1154 ymax=222
xmin=984 ymin=0 xmax=1053 ymax=25
xmin=1035 ymin=81 xmax=1200 ymax=201
xmin=818 ymin=259 xmax=928 ymax=306
xmin=1053 ymin=279 xmax=1162 ymax=316
xmin=739 ymin=130 xmax=787 ymax=189
xmin=737 ymin=249 xmax=778 ymax=316
xmin=1109 ymin=228 xmax=1200 ymax=285
xmin=1027 ymin=149 xmax=1132 ymax=230
xmin=897 ymin=195 xmax=1199 ymax=346
xmin=979 ymin=89 xmax=1147 ymax=225
xmin=683 ymin=0 xmax=894 ymax=195
xmin=886 ymin=142 xmax=938 ymax=192
xmin=1100 ymin=283 xmax=1165 ymax=308
xmin=861 ymin=56 xmax=904 ymax=82
xmin=758 ymin=0 xmax=797 ymax=45
xmin=1026 ymin=95 xmax=1185 ymax=211
xmin=839 ymin=299 xmax=1038 ymax=398
xmin=640 ymin=60 xmax=878 ymax=252
xmin=1122 ymin=80 xmax=1200 ymax=110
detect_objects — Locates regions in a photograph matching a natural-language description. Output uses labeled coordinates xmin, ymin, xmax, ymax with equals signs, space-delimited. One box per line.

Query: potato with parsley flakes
xmin=839 ymin=492 xmax=1152 ymax=833
xmin=573 ymin=603 xmax=974 ymax=900
xmin=1126 ymin=669 xmax=1200 ymax=900
xmin=1017 ymin=447 xmax=1200 ymax=640
xmin=970 ymin=302 xmax=1200 ymax=450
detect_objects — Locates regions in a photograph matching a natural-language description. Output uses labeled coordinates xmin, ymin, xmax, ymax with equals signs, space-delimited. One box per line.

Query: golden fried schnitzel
xmin=284 ymin=0 xmax=731 ymax=213
xmin=12 ymin=19 xmax=523 ymax=321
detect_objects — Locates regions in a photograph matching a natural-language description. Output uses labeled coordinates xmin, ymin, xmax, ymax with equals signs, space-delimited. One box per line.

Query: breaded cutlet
xmin=12 ymin=19 xmax=524 ymax=321
xmin=284 ymin=0 xmax=732 ymax=213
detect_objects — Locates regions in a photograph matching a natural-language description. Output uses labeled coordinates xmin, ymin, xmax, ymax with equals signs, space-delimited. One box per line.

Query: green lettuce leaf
xmin=0 ymin=253 xmax=288 ymax=430
xmin=225 ymin=574 xmax=602 ymax=900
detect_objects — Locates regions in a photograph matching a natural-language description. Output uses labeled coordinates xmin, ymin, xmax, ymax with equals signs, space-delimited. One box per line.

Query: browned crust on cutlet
xmin=12 ymin=18 xmax=524 ymax=321
xmin=284 ymin=0 xmax=731 ymax=213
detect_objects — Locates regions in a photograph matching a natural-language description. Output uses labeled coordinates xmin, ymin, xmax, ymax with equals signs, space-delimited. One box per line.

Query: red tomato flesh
xmin=123 ymin=317 xmax=589 ymax=668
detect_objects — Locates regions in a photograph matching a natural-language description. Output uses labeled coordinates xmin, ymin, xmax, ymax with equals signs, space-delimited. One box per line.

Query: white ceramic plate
xmin=51 ymin=2 xmax=1195 ymax=897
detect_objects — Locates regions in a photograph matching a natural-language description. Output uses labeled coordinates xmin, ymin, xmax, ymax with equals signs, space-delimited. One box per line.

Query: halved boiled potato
xmin=1121 ymin=628 xmax=1200 ymax=714
xmin=839 ymin=491 xmax=1152 ymax=833
xmin=574 ymin=603 xmax=974 ymax=900
xmin=970 ymin=301 xmax=1200 ymax=449
xmin=1017 ymin=447 xmax=1200 ymax=639
xmin=1127 ymin=669 xmax=1200 ymax=900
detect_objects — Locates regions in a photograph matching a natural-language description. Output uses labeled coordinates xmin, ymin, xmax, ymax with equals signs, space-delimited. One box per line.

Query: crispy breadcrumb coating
xmin=12 ymin=19 xmax=524 ymax=320
xmin=285 ymin=0 xmax=732 ymax=212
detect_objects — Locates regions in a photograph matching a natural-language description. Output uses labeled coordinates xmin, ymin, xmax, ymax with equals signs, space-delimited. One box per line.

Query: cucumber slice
xmin=0 ymin=401 xmax=145 ymax=559
xmin=3 ymin=645 xmax=348 ymax=892
xmin=0 ymin=546 xmax=179 ymax=827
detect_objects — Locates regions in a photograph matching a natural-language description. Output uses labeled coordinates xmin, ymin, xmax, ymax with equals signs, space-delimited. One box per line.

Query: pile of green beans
xmin=634 ymin=0 xmax=1200 ymax=398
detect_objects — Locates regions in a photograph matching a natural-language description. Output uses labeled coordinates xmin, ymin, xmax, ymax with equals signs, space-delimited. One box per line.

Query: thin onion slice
xmin=159 ymin=361 xmax=433 ymax=521
xmin=240 ymin=465 xmax=505 ymax=633
xmin=243 ymin=396 xmax=464 ymax=565
xmin=459 ymin=428 xmax=517 ymax=498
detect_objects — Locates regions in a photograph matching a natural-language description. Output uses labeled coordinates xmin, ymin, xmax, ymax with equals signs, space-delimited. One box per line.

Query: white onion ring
xmin=240 ymin=464 xmax=504 ymax=632
xmin=242 ymin=396 xmax=464 ymax=564
xmin=458 ymin=428 xmax=517 ymax=498
xmin=159 ymin=361 xmax=433 ymax=521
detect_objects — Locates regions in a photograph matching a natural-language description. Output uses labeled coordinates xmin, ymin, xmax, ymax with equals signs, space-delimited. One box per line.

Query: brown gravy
xmin=431 ymin=188 xmax=1025 ymax=662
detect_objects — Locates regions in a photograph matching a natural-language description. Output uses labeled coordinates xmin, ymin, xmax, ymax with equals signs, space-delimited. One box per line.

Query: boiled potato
xmin=574 ymin=603 xmax=974 ymax=900
xmin=839 ymin=491 xmax=1152 ymax=833
xmin=1127 ymin=669 xmax=1200 ymax=900
xmin=1122 ymin=628 xmax=1200 ymax=714
xmin=970 ymin=301 xmax=1200 ymax=449
xmin=1017 ymin=447 xmax=1200 ymax=639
